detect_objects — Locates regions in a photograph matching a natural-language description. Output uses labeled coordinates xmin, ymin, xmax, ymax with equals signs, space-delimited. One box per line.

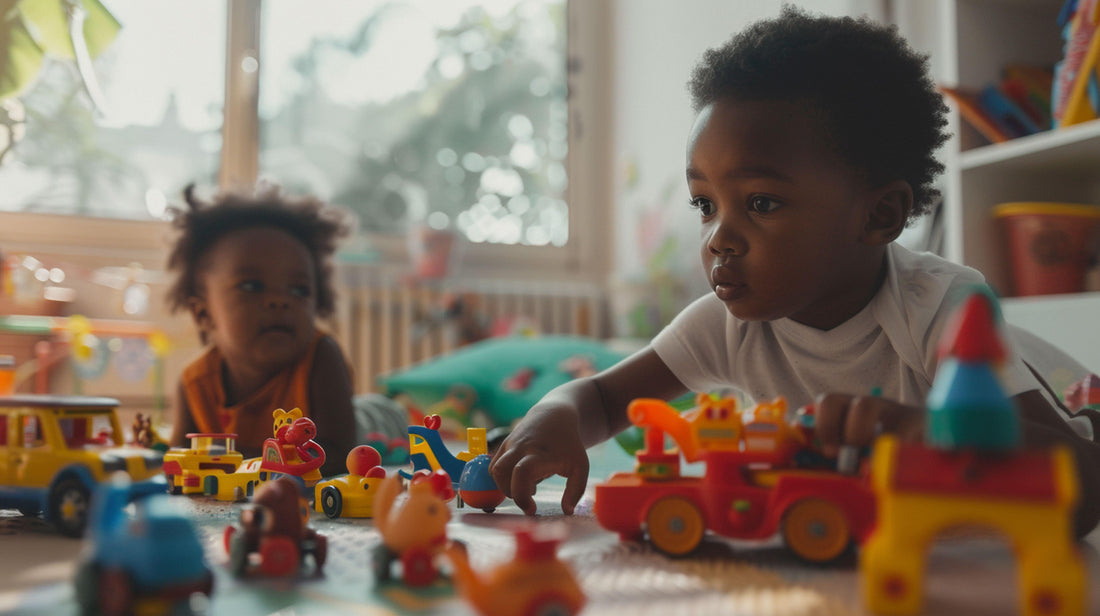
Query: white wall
xmin=606 ymin=0 xmax=883 ymax=336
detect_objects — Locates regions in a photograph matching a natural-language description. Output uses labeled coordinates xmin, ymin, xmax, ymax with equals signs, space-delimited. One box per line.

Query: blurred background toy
xmin=224 ymin=476 xmax=327 ymax=578
xmin=74 ymin=475 xmax=212 ymax=616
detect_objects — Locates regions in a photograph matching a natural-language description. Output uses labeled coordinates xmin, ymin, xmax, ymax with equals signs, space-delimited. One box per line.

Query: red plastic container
xmin=993 ymin=202 xmax=1100 ymax=296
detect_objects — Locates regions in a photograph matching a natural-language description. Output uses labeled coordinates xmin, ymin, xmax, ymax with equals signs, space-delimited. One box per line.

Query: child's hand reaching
xmin=812 ymin=392 xmax=925 ymax=458
xmin=489 ymin=404 xmax=590 ymax=516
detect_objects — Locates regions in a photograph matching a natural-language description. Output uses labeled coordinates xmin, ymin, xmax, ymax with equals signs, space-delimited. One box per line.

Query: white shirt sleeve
xmin=650 ymin=293 xmax=736 ymax=394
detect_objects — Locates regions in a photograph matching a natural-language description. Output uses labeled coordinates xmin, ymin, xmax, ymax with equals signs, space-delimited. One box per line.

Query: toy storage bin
xmin=992 ymin=202 xmax=1100 ymax=297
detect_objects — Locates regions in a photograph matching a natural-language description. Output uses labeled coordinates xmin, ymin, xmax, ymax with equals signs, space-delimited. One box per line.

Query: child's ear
xmin=861 ymin=180 xmax=912 ymax=245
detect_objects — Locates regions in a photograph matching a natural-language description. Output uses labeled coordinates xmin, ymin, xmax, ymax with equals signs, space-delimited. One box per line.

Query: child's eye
xmin=290 ymin=285 xmax=311 ymax=298
xmin=748 ymin=195 xmax=782 ymax=214
xmin=689 ymin=197 xmax=716 ymax=217
xmin=238 ymin=280 xmax=263 ymax=293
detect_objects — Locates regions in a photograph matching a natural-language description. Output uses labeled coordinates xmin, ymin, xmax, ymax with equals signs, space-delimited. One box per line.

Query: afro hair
xmin=687 ymin=6 xmax=950 ymax=220
xmin=165 ymin=184 xmax=352 ymax=320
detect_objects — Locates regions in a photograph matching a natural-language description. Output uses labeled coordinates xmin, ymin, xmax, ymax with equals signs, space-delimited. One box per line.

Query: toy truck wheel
xmin=401 ymin=548 xmax=437 ymax=587
xmin=48 ymin=477 xmax=91 ymax=537
xmin=781 ymin=498 xmax=851 ymax=563
xmin=97 ymin=567 xmax=134 ymax=616
xmin=645 ymin=496 xmax=705 ymax=556
xmin=259 ymin=535 xmax=300 ymax=577
xmin=320 ymin=486 xmax=343 ymax=518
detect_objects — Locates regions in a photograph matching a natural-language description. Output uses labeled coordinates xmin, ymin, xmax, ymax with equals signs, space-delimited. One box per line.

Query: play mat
xmin=2 ymin=439 xmax=1099 ymax=616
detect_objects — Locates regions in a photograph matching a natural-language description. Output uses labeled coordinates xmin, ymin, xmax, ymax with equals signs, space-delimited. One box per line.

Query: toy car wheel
xmin=227 ymin=528 xmax=250 ymax=576
xmin=371 ymin=545 xmax=394 ymax=582
xmin=48 ymin=477 xmax=91 ymax=537
xmin=645 ymin=496 xmax=705 ymax=556
xmin=259 ymin=535 xmax=299 ymax=577
xmin=97 ymin=567 xmax=134 ymax=616
xmin=166 ymin=475 xmax=182 ymax=495
xmin=524 ymin=591 xmax=582 ymax=616
xmin=305 ymin=533 xmax=328 ymax=572
xmin=781 ymin=498 xmax=851 ymax=563
xmin=73 ymin=561 xmax=98 ymax=612
xmin=401 ymin=548 xmax=437 ymax=587
xmin=320 ymin=486 xmax=343 ymax=518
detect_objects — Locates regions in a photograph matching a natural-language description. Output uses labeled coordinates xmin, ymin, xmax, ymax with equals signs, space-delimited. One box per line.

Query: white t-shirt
xmin=651 ymin=243 xmax=1040 ymax=412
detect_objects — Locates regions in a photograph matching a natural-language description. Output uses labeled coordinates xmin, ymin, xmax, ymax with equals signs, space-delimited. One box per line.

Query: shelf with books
xmin=958 ymin=116 xmax=1100 ymax=172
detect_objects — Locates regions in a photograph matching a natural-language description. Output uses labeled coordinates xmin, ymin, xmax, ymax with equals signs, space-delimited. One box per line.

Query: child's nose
xmin=266 ymin=291 xmax=291 ymax=309
xmin=707 ymin=215 xmax=747 ymax=257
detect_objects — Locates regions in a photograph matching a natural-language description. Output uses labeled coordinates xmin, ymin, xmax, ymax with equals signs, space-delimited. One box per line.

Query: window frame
xmin=0 ymin=0 xmax=612 ymax=283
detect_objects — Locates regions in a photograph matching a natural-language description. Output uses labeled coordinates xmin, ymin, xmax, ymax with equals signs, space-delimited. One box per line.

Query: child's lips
xmin=711 ymin=266 xmax=747 ymax=301
xmin=714 ymin=283 xmax=747 ymax=302
xmin=260 ymin=325 xmax=295 ymax=337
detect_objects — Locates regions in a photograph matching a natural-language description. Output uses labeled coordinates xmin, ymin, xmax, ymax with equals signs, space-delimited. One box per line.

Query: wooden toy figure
xmin=861 ymin=290 xmax=1085 ymax=616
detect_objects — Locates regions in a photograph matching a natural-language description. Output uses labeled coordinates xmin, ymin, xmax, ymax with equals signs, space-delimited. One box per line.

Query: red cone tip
xmin=937 ymin=294 xmax=1006 ymax=363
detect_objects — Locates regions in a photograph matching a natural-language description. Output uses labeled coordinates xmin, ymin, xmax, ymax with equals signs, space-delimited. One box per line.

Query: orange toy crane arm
xmin=627 ymin=399 xmax=701 ymax=462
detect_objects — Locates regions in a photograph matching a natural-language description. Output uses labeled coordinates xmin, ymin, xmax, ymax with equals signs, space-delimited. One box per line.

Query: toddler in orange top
xmin=165 ymin=184 xmax=356 ymax=477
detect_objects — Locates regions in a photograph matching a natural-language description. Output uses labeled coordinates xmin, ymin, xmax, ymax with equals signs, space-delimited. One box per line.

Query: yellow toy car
xmin=162 ymin=433 xmax=272 ymax=502
xmin=314 ymin=445 xmax=386 ymax=518
xmin=0 ymin=395 xmax=165 ymax=537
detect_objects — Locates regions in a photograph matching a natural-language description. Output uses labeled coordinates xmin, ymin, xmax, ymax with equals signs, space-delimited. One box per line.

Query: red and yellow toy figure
xmin=595 ymin=393 xmax=874 ymax=562
xmin=861 ymin=289 xmax=1085 ymax=616
xmin=371 ymin=471 xmax=454 ymax=587
xmin=447 ymin=524 xmax=586 ymax=616
xmin=223 ymin=476 xmax=327 ymax=577
xmin=259 ymin=407 xmax=326 ymax=489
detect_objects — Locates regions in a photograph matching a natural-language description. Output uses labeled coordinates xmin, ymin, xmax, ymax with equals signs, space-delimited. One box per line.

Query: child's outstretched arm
xmin=308 ymin=335 xmax=357 ymax=477
xmin=489 ymin=347 xmax=687 ymax=516
xmin=814 ymin=390 xmax=1100 ymax=537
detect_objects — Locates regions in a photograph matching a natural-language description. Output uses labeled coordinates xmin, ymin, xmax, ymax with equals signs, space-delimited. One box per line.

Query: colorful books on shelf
xmin=1054 ymin=0 xmax=1100 ymax=126
xmin=940 ymin=65 xmax=1056 ymax=145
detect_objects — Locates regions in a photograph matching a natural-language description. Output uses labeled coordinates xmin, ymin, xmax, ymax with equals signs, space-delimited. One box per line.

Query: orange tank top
xmin=180 ymin=332 xmax=324 ymax=457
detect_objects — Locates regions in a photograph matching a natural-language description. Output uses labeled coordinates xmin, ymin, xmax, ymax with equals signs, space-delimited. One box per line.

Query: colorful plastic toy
xmin=861 ymin=291 xmax=1085 ymax=616
xmin=1063 ymin=373 xmax=1100 ymax=413
xmin=458 ymin=454 xmax=505 ymax=513
xmin=447 ymin=525 xmax=586 ymax=616
xmin=314 ymin=445 xmax=387 ymax=518
xmin=401 ymin=414 xmax=490 ymax=499
xmin=594 ymin=393 xmax=875 ymax=562
xmin=259 ymin=407 xmax=326 ymax=489
xmin=162 ymin=432 xmax=245 ymax=495
xmin=74 ymin=475 xmax=213 ymax=615
xmin=0 ymin=394 xmax=165 ymax=537
xmin=371 ymin=472 xmax=454 ymax=587
xmin=224 ymin=476 xmax=327 ymax=577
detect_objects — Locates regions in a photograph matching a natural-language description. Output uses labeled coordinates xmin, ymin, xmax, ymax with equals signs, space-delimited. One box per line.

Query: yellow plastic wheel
xmin=645 ymin=497 xmax=705 ymax=556
xmin=781 ymin=498 xmax=850 ymax=563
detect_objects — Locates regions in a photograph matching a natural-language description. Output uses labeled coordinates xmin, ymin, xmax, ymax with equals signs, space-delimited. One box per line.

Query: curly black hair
xmin=688 ymin=6 xmax=949 ymax=219
xmin=165 ymin=184 xmax=352 ymax=319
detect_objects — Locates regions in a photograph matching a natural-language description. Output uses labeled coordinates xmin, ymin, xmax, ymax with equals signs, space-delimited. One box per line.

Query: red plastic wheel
xmin=401 ymin=549 xmax=437 ymax=587
xmin=259 ymin=535 xmax=299 ymax=577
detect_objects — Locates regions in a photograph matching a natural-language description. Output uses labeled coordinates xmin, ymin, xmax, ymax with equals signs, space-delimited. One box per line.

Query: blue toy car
xmin=74 ymin=475 xmax=213 ymax=615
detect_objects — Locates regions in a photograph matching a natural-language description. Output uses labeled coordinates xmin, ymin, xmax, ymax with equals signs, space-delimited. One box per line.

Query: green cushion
xmin=378 ymin=335 xmax=625 ymax=427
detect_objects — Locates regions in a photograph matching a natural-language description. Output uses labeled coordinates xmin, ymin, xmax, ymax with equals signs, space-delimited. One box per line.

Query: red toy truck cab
xmin=594 ymin=396 xmax=875 ymax=563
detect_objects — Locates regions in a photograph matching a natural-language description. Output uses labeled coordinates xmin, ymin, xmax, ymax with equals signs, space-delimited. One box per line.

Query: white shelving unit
xmin=897 ymin=0 xmax=1100 ymax=372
